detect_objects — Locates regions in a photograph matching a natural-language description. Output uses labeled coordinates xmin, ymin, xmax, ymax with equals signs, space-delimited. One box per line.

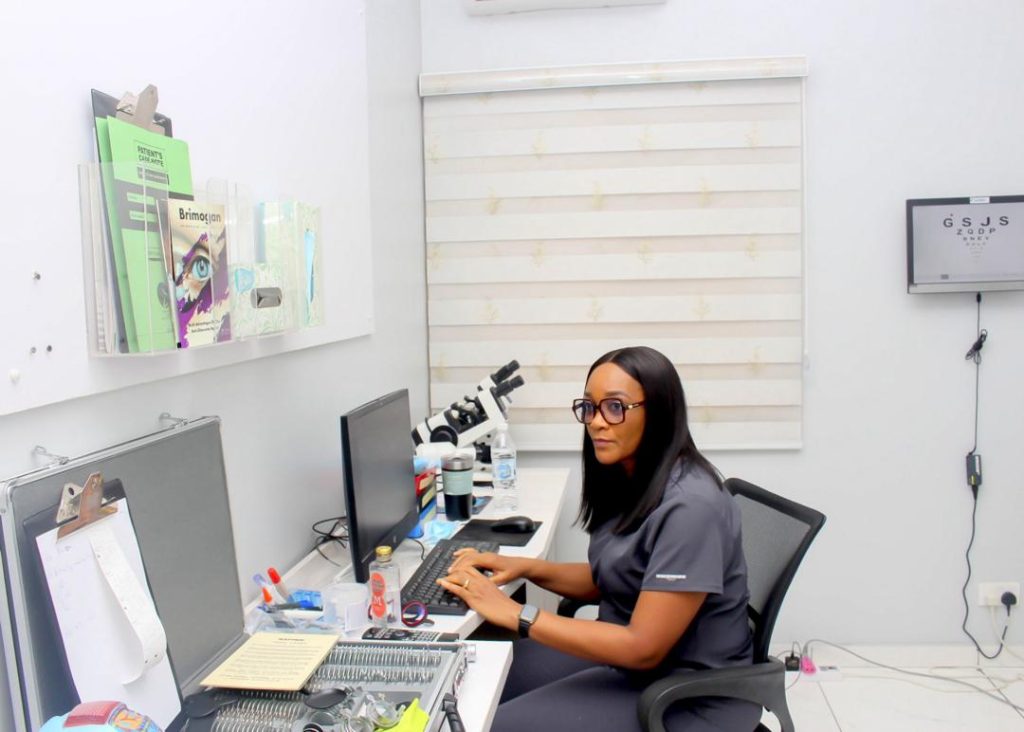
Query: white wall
xmin=0 ymin=2 xmax=425 ymax=727
xmin=422 ymin=1 xmax=1024 ymax=647
xmin=2 ymin=7 xmax=1021 ymax=725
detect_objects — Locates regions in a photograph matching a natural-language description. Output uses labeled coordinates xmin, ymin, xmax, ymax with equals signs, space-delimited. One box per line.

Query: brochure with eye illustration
xmin=160 ymin=200 xmax=232 ymax=348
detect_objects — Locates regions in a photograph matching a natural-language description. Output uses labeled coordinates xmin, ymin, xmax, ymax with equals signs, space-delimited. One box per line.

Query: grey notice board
xmin=0 ymin=418 xmax=246 ymax=731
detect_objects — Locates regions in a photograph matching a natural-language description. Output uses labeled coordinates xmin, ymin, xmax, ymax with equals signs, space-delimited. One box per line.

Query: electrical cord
xmin=965 ymin=292 xmax=985 ymax=457
xmin=775 ymin=643 xmax=805 ymax=689
xmin=800 ymin=639 xmax=1024 ymax=714
xmin=813 ymin=661 xmax=1022 ymax=694
xmin=959 ymin=293 xmax=1004 ymax=657
xmin=314 ymin=542 xmax=345 ymax=567
xmin=411 ymin=538 xmax=427 ymax=560
xmin=311 ymin=515 xmax=349 ymax=566
xmin=960 ymin=493 xmax=1006 ymax=659
xmin=775 ymin=643 xmax=825 ymax=690
xmin=988 ymin=605 xmax=1024 ymax=665
xmin=312 ymin=515 xmax=348 ymax=545
xmin=795 ymin=623 xmax=1020 ymax=693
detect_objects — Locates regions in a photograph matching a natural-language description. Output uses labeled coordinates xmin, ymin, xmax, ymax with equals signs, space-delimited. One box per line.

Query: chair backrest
xmin=725 ymin=478 xmax=825 ymax=664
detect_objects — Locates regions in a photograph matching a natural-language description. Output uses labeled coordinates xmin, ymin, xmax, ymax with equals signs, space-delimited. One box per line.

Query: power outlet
xmin=977 ymin=581 xmax=1020 ymax=607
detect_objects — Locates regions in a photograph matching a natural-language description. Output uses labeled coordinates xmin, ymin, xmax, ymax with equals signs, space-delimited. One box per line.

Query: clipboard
xmin=89 ymin=87 xmax=175 ymax=354
xmin=0 ymin=417 xmax=246 ymax=732
xmin=35 ymin=475 xmax=181 ymax=727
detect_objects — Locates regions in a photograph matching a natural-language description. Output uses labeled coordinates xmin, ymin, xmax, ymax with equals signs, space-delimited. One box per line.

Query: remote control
xmin=361 ymin=627 xmax=460 ymax=643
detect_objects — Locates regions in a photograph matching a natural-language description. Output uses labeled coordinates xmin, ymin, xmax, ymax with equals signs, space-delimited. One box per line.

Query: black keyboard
xmin=401 ymin=539 xmax=500 ymax=615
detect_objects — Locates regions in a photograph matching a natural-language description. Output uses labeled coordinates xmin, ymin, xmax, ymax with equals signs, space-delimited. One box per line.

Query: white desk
xmin=277 ymin=468 xmax=571 ymax=732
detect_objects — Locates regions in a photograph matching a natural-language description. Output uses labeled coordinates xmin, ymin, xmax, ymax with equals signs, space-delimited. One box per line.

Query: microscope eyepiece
xmin=492 ymin=375 xmax=525 ymax=398
xmin=490 ymin=360 xmax=520 ymax=384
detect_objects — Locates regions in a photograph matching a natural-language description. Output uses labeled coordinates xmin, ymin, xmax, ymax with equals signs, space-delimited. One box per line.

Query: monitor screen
xmin=340 ymin=389 xmax=419 ymax=583
xmin=907 ymin=195 xmax=1024 ymax=293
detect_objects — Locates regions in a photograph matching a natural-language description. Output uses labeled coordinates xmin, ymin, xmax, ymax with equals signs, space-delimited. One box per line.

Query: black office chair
xmin=558 ymin=477 xmax=825 ymax=732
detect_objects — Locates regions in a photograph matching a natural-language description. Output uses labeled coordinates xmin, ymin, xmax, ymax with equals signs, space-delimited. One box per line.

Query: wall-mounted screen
xmin=907 ymin=195 xmax=1024 ymax=293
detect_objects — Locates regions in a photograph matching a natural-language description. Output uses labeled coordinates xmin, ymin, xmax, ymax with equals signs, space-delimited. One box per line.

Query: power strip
xmin=803 ymin=664 xmax=842 ymax=682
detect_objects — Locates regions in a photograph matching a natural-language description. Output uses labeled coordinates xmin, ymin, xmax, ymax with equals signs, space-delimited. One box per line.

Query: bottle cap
xmin=375 ymin=546 xmax=393 ymax=560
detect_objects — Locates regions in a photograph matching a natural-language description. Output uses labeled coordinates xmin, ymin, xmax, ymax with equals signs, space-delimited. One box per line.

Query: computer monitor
xmin=340 ymin=389 xmax=419 ymax=583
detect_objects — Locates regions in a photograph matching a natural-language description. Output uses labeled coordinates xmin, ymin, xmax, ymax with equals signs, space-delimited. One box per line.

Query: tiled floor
xmin=761 ymin=648 xmax=1024 ymax=731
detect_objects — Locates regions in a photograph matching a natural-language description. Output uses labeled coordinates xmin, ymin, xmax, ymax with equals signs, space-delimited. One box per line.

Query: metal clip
xmin=57 ymin=472 xmax=117 ymax=539
xmin=33 ymin=445 xmax=69 ymax=466
xmin=252 ymin=287 xmax=283 ymax=309
xmin=159 ymin=412 xmax=189 ymax=427
xmin=115 ymin=84 xmax=166 ymax=135
xmin=55 ymin=481 xmax=85 ymax=523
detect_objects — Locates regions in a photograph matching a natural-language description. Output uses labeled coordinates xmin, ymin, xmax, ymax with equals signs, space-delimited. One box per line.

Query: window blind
xmin=420 ymin=58 xmax=806 ymax=451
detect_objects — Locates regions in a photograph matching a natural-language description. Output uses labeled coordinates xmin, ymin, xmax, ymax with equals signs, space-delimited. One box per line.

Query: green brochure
xmin=97 ymin=116 xmax=193 ymax=352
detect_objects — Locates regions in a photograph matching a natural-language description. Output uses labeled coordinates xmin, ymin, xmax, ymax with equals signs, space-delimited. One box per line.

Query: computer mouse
xmin=491 ymin=515 xmax=537 ymax=534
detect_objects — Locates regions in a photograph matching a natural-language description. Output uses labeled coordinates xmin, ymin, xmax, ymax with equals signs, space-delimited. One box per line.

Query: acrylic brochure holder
xmin=78 ymin=163 xmax=324 ymax=356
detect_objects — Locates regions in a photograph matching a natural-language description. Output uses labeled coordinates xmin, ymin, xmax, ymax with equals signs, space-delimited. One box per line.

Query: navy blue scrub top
xmin=588 ymin=461 xmax=753 ymax=672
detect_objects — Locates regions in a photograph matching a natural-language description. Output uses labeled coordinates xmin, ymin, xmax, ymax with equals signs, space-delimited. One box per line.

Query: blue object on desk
xmin=408 ymin=498 xmax=438 ymax=539
xmin=289 ymin=589 xmax=322 ymax=609
xmin=425 ymin=520 xmax=458 ymax=544
xmin=414 ymin=456 xmax=440 ymax=473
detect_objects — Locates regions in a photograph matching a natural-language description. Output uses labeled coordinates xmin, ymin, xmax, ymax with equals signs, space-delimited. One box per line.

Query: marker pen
xmin=266 ymin=602 xmax=307 ymax=611
xmin=267 ymin=567 xmax=291 ymax=602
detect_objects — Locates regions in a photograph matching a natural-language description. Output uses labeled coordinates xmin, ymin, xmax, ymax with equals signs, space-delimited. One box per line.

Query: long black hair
xmin=577 ymin=346 xmax=722 ymax=535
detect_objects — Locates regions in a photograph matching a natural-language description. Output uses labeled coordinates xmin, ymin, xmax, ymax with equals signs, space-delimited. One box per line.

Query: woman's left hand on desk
xmin=437 ymin=565 xmax=521 ymax=632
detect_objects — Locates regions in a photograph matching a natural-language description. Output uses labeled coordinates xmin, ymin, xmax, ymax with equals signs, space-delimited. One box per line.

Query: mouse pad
xmin=452 ymin=519 xmax=543 ymax=547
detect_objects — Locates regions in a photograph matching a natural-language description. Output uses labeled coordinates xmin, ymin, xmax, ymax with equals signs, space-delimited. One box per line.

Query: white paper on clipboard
xmin=36 ymin=499 xmax=181 ymax=728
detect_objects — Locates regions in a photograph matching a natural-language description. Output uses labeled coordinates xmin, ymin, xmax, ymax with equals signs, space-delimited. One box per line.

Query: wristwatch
xmin=518 ymin=604 xmax=540 ymax=638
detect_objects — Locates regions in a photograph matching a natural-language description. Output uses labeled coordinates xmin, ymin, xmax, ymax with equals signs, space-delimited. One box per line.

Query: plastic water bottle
xmin=368 ymin=546 xmax=400 ymax=627
xmin=491 ymin=424 xmax=518 ymax=511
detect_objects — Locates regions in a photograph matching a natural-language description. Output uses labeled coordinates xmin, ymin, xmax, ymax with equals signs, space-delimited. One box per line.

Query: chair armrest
xmin=638 ymin=659 xmax=791 ymax=732
xmin=557 ymin=597 xmax=598 ymax=617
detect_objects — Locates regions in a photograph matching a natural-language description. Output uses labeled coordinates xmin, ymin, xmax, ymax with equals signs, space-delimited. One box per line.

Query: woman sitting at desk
xmin=439 ymin=346 xmax=758 ymax=731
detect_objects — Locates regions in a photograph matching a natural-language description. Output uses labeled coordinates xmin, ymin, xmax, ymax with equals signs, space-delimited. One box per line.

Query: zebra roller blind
xmin=420 ymin=58 xmax=806 ymax=451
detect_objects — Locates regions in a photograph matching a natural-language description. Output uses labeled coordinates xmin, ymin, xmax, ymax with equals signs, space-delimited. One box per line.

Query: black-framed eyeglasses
xmin=571 ymin=398 xmax=645 ymax=425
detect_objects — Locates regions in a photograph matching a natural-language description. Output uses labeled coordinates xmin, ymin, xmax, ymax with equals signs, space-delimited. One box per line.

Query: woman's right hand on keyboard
xmin=450 ymin=549 xmax=531 ymax=586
